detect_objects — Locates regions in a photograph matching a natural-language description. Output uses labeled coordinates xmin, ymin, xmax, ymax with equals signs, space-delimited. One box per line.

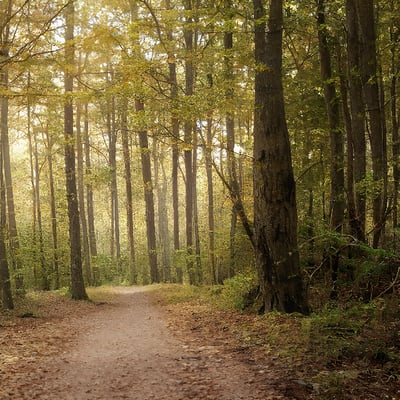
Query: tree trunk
xmin=121 ymin=99 xmax=137 ymax=284
xmin=317 ymin=0 xmax=345 ymax=298
xmin=45 ymin=123 xmax=60 ymax=290
xmin=136 ymin=99 xmax=159 ymax=283
xmin=107 ymin=86 xmax=121 ymax=272
xmin=33 ymin=123 xmax=48 ymax=290
xmin=153 ymin=141 xmax=172 ymax=282
xmin=64 ymin=1 xmax=87 ymax=300
xmin=0 ymin=155 xmax=13 ymax=309
xmin=390 ymin=12 xmax=400 ymax=230
xmin=205 ymin=117 xmax=216 ymax=284
xmin=0 ymin=0 xmax=23 ymax=292
xmin=192 ymin=126 xmax=202 ymax=284
xmin=253 ymin=0 xmax=308 ymax=314
xmin=345 ymin=0 xmax=366 ymax=241
xmin=83 ymin=103 xmax=99 ymax=285
xmin=355 ymin=0 xmax=387 ymax=247
xmin=184 ymin=0 xmax=195 ymax=285
xmin=224 ymin=3 xmax=240 ymax=279
xmin=76 ymin=99 xmax=91 ymax=285
xmin=165 ymin=0 xmax=182 ymax=283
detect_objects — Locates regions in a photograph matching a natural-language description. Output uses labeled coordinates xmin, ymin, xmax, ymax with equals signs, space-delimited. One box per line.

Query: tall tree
xmin=317 ymin=0 xmax=345 ymax=297
xmin=345 ymin=0 xmax=367 ymax=241
xmin=121 ymin=98 xmax=137 ymax=284
xmin=183 ymin=0 xmax=196 ymax=285
xmin=0 ymin=150 xmax=13 ymax=309
xmin=0 ymin=0 xmax=23 ymax=292
xmin=355 ymin=0 xmax=387 ymax=247
xmin=130 ymin=0 xmax=159 ymax=284
xmin=64 ymin=1 xmax=87 ymax=300
xmin=252 ymin=0 xmax=308 ymax=313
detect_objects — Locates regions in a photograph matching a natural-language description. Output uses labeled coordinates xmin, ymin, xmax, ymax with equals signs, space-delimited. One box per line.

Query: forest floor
xmin=0 ymin=285 xmax=399 ymax=400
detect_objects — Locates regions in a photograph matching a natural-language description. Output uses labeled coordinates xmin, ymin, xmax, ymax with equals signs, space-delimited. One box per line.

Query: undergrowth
xmin=155 ymin=282 xmax=400 ymax=399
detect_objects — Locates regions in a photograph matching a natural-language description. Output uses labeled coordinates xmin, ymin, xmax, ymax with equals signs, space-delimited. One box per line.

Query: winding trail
xmin=2 ymin=287 xmax=286 ymax=399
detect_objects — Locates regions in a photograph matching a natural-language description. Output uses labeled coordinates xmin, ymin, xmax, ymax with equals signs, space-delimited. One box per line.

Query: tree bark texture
xmin=253 ymin=0 xmax=308 ymax=314
xmin=64 ymin=2 xmax=87 ymax=300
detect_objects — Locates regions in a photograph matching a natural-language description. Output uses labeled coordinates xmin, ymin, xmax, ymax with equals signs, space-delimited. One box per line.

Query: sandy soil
xmin=0 ymin=287 xmax=290 ymax=399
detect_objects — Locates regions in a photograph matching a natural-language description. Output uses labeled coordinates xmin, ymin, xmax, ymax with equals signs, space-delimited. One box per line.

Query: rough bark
xmin=355 ymin=0 xmax=387 ymax=247
xmin=345 ymin=0 xmax=367 ymax=241
xmin=64 ymin=1 xmax=87 ymax=300
xmin=253 ymin=0 xmax=308 ymax=314
xmin=136 ymin=100 xmax=159 ymax=284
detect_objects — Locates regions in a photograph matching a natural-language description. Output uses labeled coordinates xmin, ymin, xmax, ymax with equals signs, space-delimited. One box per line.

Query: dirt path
xmin=1 ymin=287 xmax=288 ymax=400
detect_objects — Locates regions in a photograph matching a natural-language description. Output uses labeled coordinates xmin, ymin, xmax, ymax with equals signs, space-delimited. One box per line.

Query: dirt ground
xmin=0 ymin=287 xmax=300 ymax=400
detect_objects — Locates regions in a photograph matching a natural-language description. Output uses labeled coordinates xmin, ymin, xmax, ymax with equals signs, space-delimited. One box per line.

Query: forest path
xmin=1 ymin=287 xmax=288 ymax=400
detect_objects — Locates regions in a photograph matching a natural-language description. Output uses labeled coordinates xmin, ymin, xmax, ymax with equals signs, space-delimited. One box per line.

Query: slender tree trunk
xmin=224 ymin=2 xmax=240 ymax=279
xmin=76 ymin=100 xmax=91 ymax=285
xmin=27 ymin=91 xmax=38 ymax=287
xmin=317 ymin=0 xmax=345 ymax=298
xmin=64 ymin=2 xmax=87 ymax=300
xmin=0 ymin=0 xmax=22 ymax=292
xmin=165 ymin=0 xmax=182 ymax=283
xmin=345 ymin=0 xmax=366 ymax=241
xmin=107 ymin=87 xmax=121 ymax=272
xmin=33 ymin=124 xmax=48 ymax=290
xmin=192 ymin=127 xmax=202 ymax=284
xmin=0 ymin=153 xmax=13 ymax=309
xmin=390 ymin=12 xmax=400 ymax=230
xmin=253 ymin=0 xmax=308 ymax=314
xmin=184 ymin=0 xmax=195 ymax=285
xmin=205 ymin=117 xmax=216 ymax=284
xmin=121 ymin=99 xmax=137 ymax=284
xmin=153 ymin=141 xmax=172 ymax=282
xmin=136 ymin=99 xmax=159 ymax=283
xmin=83 ymin=103 xmax=99 ymax=285
xmin=45 ymin=124 xmax=60 ymax=290
xmin=355 ymin=0 xmax=387 ymax=247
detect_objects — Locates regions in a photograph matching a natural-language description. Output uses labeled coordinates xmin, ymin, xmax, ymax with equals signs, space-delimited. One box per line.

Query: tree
xmin=345 ymin=0 xmax=366 ymax=241
xmin=63 ymin=1 xmax=87 ymax=300
xmin=355 ymin=0 xmax=387 ymax=247
xmin=0 ymin=0 xmax=23 ymax=292
xmin=252 ymin=0 xmax=308 ymax=313
xmin=317 ymin=0 xmax=345 ymax=297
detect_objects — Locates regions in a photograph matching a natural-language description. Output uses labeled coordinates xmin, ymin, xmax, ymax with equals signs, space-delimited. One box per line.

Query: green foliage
xmin=218 ymin=273 xmax=259 ymax=310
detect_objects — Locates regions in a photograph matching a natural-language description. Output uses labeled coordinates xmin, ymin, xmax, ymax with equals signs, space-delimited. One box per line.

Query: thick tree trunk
xmin=64 ymin=2 xmax=87 ymax=300
xmin=253 ymin=0 xmax=308 ymax=314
